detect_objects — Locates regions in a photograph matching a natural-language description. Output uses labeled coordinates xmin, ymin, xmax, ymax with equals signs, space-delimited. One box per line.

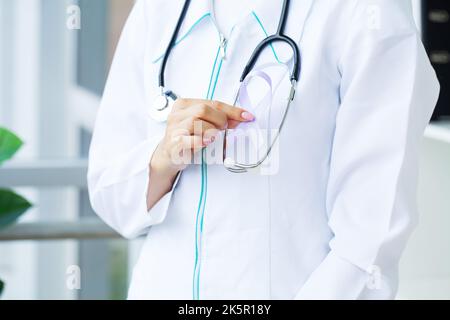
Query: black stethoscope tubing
xmin=159 ymin=0 xmax=192 ymax=89
xmin=240 ymin=0 xmax=301 ymax=83
xmin=158 ymin=0 xmax=301 ymax=90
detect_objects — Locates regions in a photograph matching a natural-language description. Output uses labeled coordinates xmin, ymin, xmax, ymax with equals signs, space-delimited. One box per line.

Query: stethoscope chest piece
xmin=149 ymin=91 xmax=177 ymax=122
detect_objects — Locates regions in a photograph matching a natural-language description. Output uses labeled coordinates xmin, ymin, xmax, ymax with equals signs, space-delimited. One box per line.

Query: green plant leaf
xmin=0 ymin=278 xmax=4 ymax=296
xmin=0 ymin=189 xmax=32 ymax=229
xmin=0 ymin=127 xmax=23 ymax=165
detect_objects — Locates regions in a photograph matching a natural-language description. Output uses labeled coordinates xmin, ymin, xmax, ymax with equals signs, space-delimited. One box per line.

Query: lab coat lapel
xmin=178 ymin=0 xmax=210 ymax=36
xmin=150 ymin=0 xmax=210 ymax=63
xmin=251 ymin=0 xmax=314 ymax=63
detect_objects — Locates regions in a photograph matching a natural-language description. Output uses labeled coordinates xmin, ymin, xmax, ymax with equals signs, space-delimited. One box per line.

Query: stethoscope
xmin=152 ymin=0 xmax=301 ymax=173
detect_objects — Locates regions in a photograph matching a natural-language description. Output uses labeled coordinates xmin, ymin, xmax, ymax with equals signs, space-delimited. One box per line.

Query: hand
xmin=152 ymin=98 xmax=255 ymax=173
xmin=147 ymin=99 xmax=254 ymax=210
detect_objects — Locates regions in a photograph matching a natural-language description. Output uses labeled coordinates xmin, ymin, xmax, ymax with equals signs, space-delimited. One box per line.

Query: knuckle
xmin=187 ymin=117 xmax=197 ymax=132
xmin=219 ymin=113 xmax=228 ymax=126
xmin=196 ymin=104 xmax=209 ymax=117
xmin=214 ymin=101 xmax=223 ymax=111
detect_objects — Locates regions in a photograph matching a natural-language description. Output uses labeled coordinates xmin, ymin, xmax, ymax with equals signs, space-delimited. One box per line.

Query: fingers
xmin=176 ymin=98 xmax=254 ymax=123
xmin=172 ymin=134 xmax=213 ymax=160
xmin=178 ymin=135 xmax=204 ymax=150
xmin=213 ymin=100 xmax=255 ymax=122
xmin=165 ymin=135 xmax=204 ymax=167
xmin=227 ymin=120 xmax=241 ymax=130
xmin=176 ymin=118 xmax=220 ymax=140
xmin=178 ymin=105 xmax=228 ymax=130
xmin=162 ymin=98 xmax=255 ymax=169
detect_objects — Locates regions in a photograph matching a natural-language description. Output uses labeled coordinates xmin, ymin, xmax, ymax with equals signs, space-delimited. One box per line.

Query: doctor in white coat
xmin=88 ymin=0 xmax=440 ymax=300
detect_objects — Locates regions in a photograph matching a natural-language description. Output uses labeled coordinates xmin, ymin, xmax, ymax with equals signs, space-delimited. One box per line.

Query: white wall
xmin=398 ymin=133 xmax=450 ymax=299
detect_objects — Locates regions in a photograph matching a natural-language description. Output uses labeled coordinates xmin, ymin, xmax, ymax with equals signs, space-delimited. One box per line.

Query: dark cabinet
xmin=422 ymin=0 xmax=450 ymax=119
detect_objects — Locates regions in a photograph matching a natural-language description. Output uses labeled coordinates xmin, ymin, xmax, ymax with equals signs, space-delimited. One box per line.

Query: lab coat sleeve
xmin=88 ymin=0 xmax=179 ymax=239
xmin=295 ymin=0 xmax=440 ymax=299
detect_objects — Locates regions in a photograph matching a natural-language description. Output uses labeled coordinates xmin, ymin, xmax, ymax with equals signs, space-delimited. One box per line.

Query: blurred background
xmin=0 ymin=0 xmax=449 ymax=300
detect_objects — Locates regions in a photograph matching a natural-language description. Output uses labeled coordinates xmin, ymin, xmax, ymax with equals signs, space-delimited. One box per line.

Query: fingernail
xmin=241 ymin=111 xmax=255 ymax=121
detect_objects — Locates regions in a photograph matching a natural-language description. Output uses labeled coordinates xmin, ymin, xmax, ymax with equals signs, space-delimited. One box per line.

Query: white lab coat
xmin=88 ymin=0 xmax=440 ymax=300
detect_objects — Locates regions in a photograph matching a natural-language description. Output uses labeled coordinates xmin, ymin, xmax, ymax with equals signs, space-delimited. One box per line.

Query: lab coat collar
xmin=182 ymin=0 xmax=253 ymax=39
xmin=183 ymin=0 xmax=210 ymax=28
xmin=179 ymin=0 xmax=315 ymax=44
xmin=152 ymin=1 xmax=315 ymax=75
xmin=151 ymin=0 xmax=212 ymax=64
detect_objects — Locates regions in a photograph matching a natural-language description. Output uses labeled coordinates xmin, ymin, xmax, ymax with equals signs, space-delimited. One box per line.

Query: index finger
xmin=213 ymin=100 xmax=255 ymax=122
xmin=180 ymin=99 xmax=254 ymax=122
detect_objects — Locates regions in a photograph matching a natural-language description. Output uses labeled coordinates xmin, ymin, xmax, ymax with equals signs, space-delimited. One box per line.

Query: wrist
xmin=151 ymin=142 xmax=182 ymax=177
xmin=146 ymin=142 xmax=181 ymax=211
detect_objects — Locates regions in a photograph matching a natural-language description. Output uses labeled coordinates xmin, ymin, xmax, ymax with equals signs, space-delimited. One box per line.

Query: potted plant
xmin=0 ymin=127 xmax=32 ymax=296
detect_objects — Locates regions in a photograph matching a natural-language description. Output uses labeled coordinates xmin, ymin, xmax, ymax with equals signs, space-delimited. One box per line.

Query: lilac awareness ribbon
xmin=237 ymin=69 xmax=273 ymax=131
xmin=228 ymin=63 xmax=290 ymax=149
xmin=237 ymin=62 xmax=290 ymax=127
